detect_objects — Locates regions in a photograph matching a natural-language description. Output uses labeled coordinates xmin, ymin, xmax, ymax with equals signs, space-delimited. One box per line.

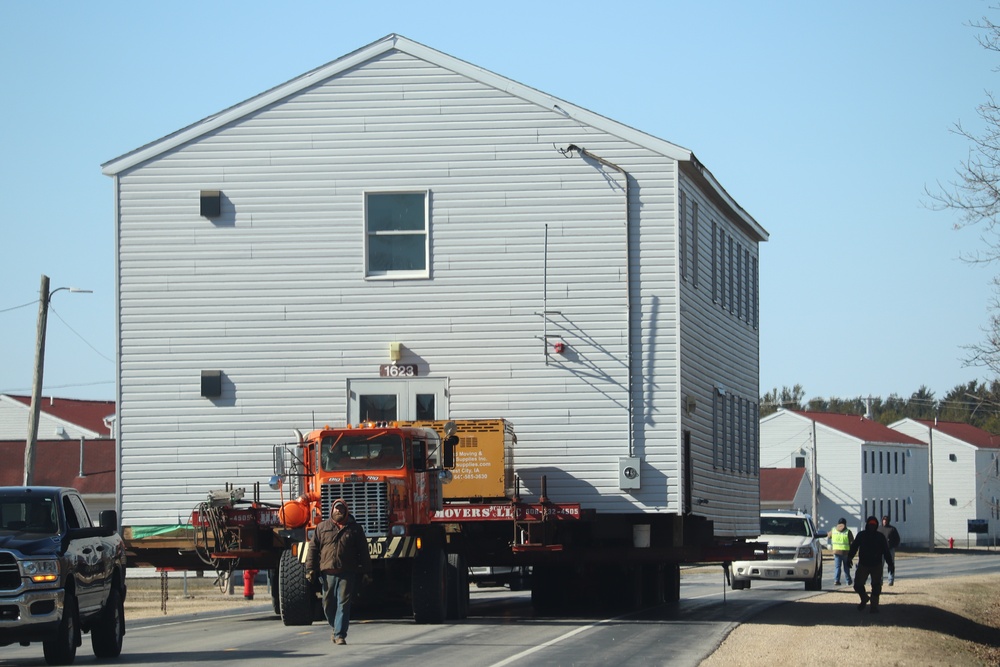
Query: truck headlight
xmin=21 ymin=559 xmax=60 ymax=583
xmin=797 ymin=546 xmax=815 ymax=559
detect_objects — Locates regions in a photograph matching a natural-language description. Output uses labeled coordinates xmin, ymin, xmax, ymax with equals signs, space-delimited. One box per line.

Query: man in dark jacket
xmin=306 ymin=498 xmax=372 ymax=644
xmin=848 ymin=515 xmax=894 ymax=613
xmin=878 ymin=515 xmax=901 ymax=585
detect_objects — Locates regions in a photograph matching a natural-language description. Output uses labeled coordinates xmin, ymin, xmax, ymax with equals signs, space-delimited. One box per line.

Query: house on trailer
xmin=759 ymin=467 xmax=811 ymax=512
xmin=889 ymin=419 xmax=1000 ymax=546
xmin=760 ymin=409 xmax=930 ymax=546
xmin=101 ymin=35 xmax=768 ymax=540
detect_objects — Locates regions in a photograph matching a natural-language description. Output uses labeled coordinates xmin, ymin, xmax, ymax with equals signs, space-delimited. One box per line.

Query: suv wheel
xmin=804 ymin=561 xmax=823 ymax=591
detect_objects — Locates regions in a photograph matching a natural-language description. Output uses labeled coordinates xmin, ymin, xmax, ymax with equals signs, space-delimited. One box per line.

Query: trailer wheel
xmin=279 ymin=549 xmax=315 ymax=626
xmin=268 ymin=569 xmax=280 ymax=616
xmin=664 ymin=562 xmax=680 ymax=602
xmin=530 ymin=564 xmax=566 ymax=614
xmin=412 ymin=546 xmax=446 ymax=624
xmin=445 ymin=552 xmax=469 ymax=620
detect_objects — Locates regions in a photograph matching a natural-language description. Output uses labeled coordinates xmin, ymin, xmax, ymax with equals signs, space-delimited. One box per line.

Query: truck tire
xmin=278 ymin=549 xmax=315 ymax=626
xmin=43 ymin=591 xmax=78 ymax=666
xmin=412 ymin=546 xmax=446 ymax=624
xmin=445 ymin=552 xmax=469 ymax=620
xmin=90 ymin=584 xmax=125 ymax=658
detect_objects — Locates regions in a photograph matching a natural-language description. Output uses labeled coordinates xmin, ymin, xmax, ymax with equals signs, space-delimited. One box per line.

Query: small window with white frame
xmin=365 ymin=191 xmax=429 ymax=278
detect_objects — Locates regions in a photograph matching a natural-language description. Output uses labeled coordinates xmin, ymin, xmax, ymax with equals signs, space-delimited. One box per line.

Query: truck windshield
xmin=0 ymin=496 xmax=59 ymax=535
xmin=760 ymin=517 xmax=812 ymax=537
xmin=321 ymin=433 xmax=404 ymax=471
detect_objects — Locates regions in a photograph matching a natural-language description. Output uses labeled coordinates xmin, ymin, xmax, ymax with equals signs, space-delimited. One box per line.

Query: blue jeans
xmin=833 ymin=553 xmax=852 ymax=584
xmin=884 ymin=549 xmax=896 ymax=584
xmin=322 ymin=572 xmax=357 ymax=638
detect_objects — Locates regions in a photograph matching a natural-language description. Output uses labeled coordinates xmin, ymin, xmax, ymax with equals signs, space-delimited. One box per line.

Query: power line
xmin=48 ymin=305 xmax=114 ymax=363
xmin=0 ymin=299 xmax=39 ymax=315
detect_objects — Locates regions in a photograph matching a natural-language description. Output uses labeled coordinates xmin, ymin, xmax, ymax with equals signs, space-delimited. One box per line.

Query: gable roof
xmin=760 ymin=467 xmax=806 ymax=503
xmin=3 ymin=394 xmax=115 ymax=437
xmin=101 ymin=34 xmax=766 ymax=242
xmin=0 ymin=440 xmax=115 ymax=494
xmin=914 ymin=419 xmax=1000 ymax=449
xmin=794 ymin=410 xmax=925 ymax=446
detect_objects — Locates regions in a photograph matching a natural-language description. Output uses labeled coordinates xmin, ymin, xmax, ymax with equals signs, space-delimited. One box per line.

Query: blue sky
xmin=1 ymin=1 xmax=996 ymax=403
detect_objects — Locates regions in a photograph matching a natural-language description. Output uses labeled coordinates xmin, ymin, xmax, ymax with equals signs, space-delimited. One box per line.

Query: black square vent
xmin=200 ymin=190 xmax=222 ymax=218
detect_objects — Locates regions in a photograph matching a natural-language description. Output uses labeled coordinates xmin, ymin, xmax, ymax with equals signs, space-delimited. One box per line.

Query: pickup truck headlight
xmin=797 ymin=546 xmax=816 ymax=559
xmin=21 ymin=558 xmax=60 ymax=583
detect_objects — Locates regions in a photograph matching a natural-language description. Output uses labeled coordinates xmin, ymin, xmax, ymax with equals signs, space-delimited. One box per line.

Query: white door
xmin=347 ymin=378 xmax=448 ymax=423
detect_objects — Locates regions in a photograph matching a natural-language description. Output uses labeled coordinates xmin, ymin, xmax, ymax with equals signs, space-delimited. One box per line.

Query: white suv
xmin=729 ymin=511 xmax=825 ymax=591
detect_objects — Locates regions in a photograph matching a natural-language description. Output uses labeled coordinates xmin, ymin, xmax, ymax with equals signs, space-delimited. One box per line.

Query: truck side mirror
xmin=443 ymin=435 xmax=458 ymax=469
xmin=99 ymin=510 xmax=118 ymax=532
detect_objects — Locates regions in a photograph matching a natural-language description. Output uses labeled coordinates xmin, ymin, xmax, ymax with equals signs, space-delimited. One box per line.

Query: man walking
xmin=878 ymin=515 xmax=901 ymax=585
xmin=306 ymin=498 xmax=372 ymax=645
xmin=829 ymin=517 xmax=853 ymax=586
xmin=848 ymin=515 xmax=894 ymax=614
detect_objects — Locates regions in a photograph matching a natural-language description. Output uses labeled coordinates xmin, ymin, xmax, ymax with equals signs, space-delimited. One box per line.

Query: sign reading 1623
xmin=379 ymin=364 xmax=418 ymax=377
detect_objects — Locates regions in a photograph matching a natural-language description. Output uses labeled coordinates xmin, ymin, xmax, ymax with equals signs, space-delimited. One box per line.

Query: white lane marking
xmin=487 ymin=611 xmax=631 ymax=667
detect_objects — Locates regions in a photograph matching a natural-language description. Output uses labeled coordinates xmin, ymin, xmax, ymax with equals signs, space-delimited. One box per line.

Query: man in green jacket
xmin=306 ymin=498 xmax=372 ymax=644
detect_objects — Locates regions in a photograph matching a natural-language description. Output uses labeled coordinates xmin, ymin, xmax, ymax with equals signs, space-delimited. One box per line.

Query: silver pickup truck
xmin=0 ymin=486 xmax=127 ymax=665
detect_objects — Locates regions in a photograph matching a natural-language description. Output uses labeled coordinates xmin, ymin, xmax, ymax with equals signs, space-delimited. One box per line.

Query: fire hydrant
xmin=948 ymin=537 xmax=954 ymax=550
xmin=243 ymin=569 xmax=259 ymax=600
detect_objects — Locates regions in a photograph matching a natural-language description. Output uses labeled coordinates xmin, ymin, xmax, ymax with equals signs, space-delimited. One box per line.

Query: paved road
xmin=2 ymin=552 xmax=996 ymax=667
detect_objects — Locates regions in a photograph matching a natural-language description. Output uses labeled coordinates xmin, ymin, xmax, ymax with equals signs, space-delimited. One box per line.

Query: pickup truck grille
xmin=0 ymin=552 xmax=21 ymax=591
xmin=321 ymin=482 xmax=388 ymax=538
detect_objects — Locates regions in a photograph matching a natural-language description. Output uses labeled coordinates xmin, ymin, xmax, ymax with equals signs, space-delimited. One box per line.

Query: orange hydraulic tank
xmin=280 ymin=500 xmax=310 ymax=528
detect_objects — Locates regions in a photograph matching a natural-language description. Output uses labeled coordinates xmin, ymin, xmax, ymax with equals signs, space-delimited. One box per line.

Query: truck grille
xmin=321 ymin=482 xmax=388 ymax=538
xmin=0 ymin=552 xmax=21 ymax=591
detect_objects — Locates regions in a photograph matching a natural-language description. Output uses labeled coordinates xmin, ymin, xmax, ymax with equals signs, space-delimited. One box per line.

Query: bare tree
xmin=928 ymin=12 xmax=1000 ymax=376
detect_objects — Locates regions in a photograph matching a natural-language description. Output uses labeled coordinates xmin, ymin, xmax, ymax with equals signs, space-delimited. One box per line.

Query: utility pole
xmin=23 ymin=275 xmax=92 ymax=486
xmin=811 ymin=419 xmax=819 ymax=521
xmin=24 ymin=274 xmax=51 ymax=486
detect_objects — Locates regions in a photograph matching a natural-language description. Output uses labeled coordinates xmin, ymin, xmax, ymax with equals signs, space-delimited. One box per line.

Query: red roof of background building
xmin=795 ymin=411 xmax=925 ymax=445
xmin=914 ymin=419 xmax=1000 ymax=449
xmin=0 ymin=440 xmax=115 ymax=494
xmin=760 ymin=467 xmax=805 ymax=503
xmin=6 ymin=395 xmax=114 ymax=436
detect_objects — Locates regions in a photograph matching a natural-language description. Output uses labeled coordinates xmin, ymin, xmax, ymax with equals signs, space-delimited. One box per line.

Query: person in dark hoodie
xmin=828 ymin=517 xmax=854 ymax=586
xmin=847 ymin=515 xmax=894 ymax=613
xmin=878 ymin=515 xmax=901 ymax=586
xmin=306 ymin=498 xmax=372 ymax=644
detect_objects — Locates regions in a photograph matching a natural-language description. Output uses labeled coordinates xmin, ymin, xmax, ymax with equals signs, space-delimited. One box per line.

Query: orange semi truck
xmin=124 ymin=419 xmax=760 ymax=624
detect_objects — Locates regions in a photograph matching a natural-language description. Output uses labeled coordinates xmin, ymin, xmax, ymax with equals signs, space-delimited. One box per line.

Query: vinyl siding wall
xmin=113 ymin=50 xmax=759 ymax=533
xmin=676 ymin=178 xmax=761 ymax=537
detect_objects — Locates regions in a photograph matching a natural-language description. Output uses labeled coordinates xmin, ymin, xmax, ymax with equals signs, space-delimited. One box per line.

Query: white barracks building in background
xmin=102 ymin=35 xmax=768 ymax=537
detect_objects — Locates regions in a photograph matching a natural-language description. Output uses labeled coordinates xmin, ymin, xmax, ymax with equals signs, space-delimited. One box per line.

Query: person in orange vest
xmin=243 ymin=569 xmax=259 ymax=600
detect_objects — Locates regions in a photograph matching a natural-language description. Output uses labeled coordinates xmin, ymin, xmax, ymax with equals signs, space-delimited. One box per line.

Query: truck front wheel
xmin=278 ymin=549 xmax=315 ymax=626
xmin=91 ymin=584 xmax=125 ymax=658
xmin=43 ymin=591 xmax=78 ymax=666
